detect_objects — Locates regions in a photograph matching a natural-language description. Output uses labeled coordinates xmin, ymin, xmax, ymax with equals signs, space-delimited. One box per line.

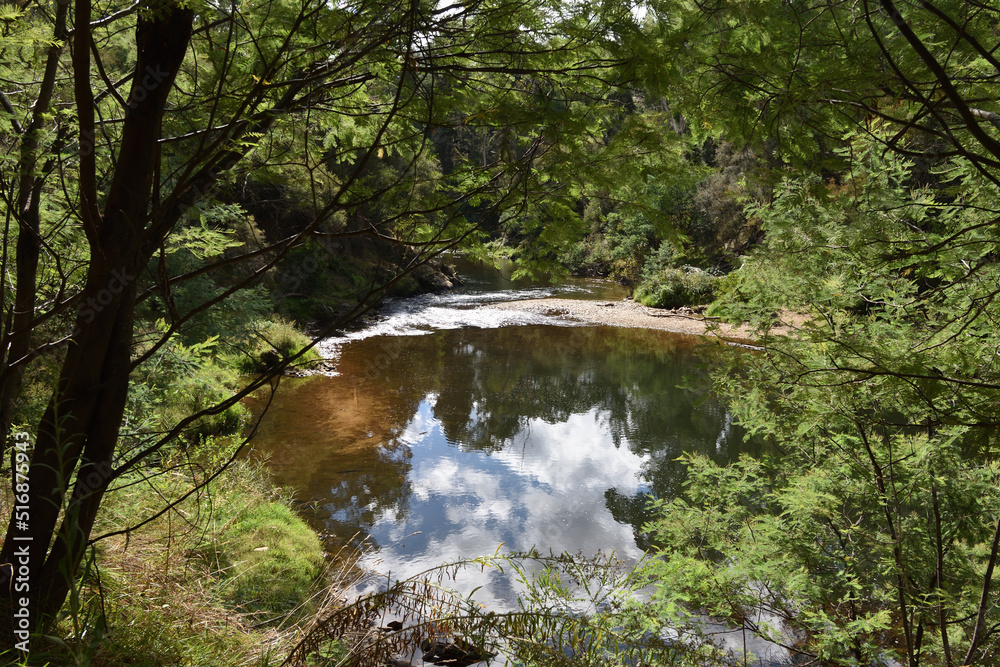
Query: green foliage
xmin=558 ymin=131 xmax=772 ymax=294
xmin=688 ymin=141 xmax=769 ymax=259
xmin=644 ymin=140 xmax=1000 ymax=665
xmin=565 ymin=205 xmax=662 ymax=284
xmin=267 ymin=242 xmax=374 ymax=324
xmin=167 ymin=204 xmax=248 ymax=259
xmin=643 ymin=0 xmax=1000 ymax=174
xmin=232 ymin=316 xmax=321 ymax=374
xmin=143 ymin=203 xmax=273 ymax=345
xmin=0 ymin=2 xmax=61 ymax=49
xmin=557 ymin=111 xmax=712 ymax=284
xmin=634 ymin=265 xmax=717 ymax=309
xmin=645 ymin=428 xmax=1000 ymax=663
xmin=129 ymin=328 xmax=250 ymax=443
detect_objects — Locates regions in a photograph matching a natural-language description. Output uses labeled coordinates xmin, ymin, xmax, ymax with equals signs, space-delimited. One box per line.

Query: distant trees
xmin=0 ymin=0 xmax=644 ymax=651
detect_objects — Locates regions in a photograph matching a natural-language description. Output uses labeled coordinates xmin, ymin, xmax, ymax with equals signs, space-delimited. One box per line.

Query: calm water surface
xmin=248 ymin=268 xmax=759 ymax=611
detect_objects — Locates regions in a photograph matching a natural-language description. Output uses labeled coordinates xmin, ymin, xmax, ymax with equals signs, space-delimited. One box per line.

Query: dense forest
xmin=2 ymin=0 xmax=1000 ymax=664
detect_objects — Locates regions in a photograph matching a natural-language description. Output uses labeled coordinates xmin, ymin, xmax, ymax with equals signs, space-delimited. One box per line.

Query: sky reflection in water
xmin=370 ymin=398 xmax=649 ymax=609
xmin=249 ymin=323 xmax=756 ymax=611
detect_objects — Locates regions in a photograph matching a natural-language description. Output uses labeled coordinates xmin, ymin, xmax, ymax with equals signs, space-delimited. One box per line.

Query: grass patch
xmin=24 ymin=453 xmax=345 ymax=666
xmin=196 ymin=489 xmax=325 ymax=620
xmin=232 ymin=317 xmax=323 ymax=374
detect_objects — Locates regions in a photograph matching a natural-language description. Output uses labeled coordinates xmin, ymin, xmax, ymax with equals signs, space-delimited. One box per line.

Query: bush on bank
xmin=231 ymin=316 xmax=323 ymax=374
xmin=633 ymin=266 xmax=717 ymax=309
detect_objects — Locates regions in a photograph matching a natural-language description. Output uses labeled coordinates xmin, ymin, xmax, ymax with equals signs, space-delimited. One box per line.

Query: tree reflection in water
xmin=249 ymin=324 xmax=759 ymax=607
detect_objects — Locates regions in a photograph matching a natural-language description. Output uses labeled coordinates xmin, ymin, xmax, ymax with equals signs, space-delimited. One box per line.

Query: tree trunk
xmin=0 ymin=0 xmax=70 ymax=464
xmin=0 ymin=2 xmax=193 ymax=651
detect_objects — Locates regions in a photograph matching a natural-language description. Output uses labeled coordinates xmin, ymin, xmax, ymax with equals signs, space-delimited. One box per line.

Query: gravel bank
xmin=487 ymin=297 xmax=761 ymax=342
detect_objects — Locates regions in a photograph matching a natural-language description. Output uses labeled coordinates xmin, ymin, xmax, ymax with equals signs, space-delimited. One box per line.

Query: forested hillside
xmin=2 ymin=0 xmax=1000 ymax=664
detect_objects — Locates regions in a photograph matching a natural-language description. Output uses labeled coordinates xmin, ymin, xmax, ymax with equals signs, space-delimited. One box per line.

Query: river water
xmin=247 ymin=264 xmax=781 ymax=659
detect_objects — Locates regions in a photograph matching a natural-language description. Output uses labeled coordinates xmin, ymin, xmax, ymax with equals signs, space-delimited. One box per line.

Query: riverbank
xmin=488 ymin=297 xmax=764 ymax=340
xmin=0 ymin=453 xmax=343 ymax=665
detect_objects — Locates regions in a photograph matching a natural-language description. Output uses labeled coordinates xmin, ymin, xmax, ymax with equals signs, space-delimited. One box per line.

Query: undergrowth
xmin=1 ymin=454 xmax=353 ymax=667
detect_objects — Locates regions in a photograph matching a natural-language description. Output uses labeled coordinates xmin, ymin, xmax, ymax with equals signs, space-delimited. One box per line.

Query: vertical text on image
xmin=12 ymin=430 xmax=32 ymax=653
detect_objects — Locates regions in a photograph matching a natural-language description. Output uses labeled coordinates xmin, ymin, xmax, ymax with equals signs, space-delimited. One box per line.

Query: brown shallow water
xmin=248 ymin=323 xmax=760 ymax=609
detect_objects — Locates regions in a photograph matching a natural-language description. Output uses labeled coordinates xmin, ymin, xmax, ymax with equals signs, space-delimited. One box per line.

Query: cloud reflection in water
xmin=358 ymin=398 xmax=649 ymax=609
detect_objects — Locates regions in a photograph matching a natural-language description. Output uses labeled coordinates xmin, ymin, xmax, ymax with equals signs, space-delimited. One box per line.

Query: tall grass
xmin=231 ymin=317 xmax=323 ymax=374
xmin=0 ymin=453 xmax=353 ymax=666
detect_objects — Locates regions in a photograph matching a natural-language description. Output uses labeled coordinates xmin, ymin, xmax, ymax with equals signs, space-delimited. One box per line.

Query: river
xmin=247 ymin=262 xmax=785 ymax=662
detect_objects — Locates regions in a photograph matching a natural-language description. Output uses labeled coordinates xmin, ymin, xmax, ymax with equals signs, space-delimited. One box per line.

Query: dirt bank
xmin=488 ymin=297 xmax=764 ymax=342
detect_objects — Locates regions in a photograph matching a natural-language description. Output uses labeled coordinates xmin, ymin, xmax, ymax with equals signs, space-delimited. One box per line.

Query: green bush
xmin=703 ymin=260 xmax=786 ymax=326
xmin=234 ymin=316 xmax=322 ymax=373
xmin=128 ymin=331 xmax=251 ymax=442
xmin=560 ymin=210 xmax=656 ymax=284
xmin=633 ymin=266 xmax=717 ymax=308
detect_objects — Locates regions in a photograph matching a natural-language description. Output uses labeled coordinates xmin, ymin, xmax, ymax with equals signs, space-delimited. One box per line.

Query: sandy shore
xmin=487 ymin=297 xmax=762 ymax=342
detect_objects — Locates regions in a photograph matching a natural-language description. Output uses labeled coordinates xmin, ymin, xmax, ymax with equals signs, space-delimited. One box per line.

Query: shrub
xmin=234 ymin=316 xmax=322 ymax=373
xmin=128 ymin=331 xmax=251 ymax=442
xmin=633 ymin=266 xmax=717 ymax=308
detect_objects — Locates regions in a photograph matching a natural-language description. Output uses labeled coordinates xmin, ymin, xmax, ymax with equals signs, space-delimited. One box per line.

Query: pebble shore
xmin=487 ymin=297 xmax=761 ymax=341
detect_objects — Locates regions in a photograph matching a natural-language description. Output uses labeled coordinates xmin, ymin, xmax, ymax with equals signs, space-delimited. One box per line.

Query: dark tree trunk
xmin=0 ymin=0 xmax=70 ymax=464
xmin=0 ymin=2 xmax=193 ymax=651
